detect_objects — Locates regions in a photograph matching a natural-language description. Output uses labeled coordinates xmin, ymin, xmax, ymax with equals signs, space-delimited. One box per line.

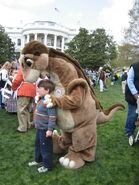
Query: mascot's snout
xmin=20 ymin=41 xmax=49 ymax=82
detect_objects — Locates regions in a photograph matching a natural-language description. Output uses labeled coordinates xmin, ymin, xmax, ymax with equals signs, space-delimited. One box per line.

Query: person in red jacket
xmin=12 ymin=68 xmax=36 ymax=133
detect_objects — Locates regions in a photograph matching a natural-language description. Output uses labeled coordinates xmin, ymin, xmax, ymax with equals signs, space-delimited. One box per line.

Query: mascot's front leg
xmin=59 ymin=124 xmax=96 ymax=169
xmin=52 ymin=130 xmax=86 ymax=169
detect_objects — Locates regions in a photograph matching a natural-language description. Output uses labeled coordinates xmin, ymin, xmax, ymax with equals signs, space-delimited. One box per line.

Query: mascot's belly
xmin=53 ymin=82 xmax=75 ymax=132
xmin=57 ymin=108 xmax=75 ymax=132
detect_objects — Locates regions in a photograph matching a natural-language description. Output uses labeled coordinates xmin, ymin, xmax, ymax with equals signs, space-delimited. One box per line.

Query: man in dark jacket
xmin=125 ymin=62 xmax=139 ymax=146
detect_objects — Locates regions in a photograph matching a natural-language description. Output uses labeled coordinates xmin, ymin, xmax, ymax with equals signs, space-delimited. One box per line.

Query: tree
xmin=65 ymin=28 xmax=117 ymax=69
xmin=65 ymin=28 xmax=91 ymax=67
xmin=0 ymin=25 xmax=15 ymax=64
xmin=111 ymin=44 xmax=132 ymax=68
xmin=124 ymin=0 xmax=139 ymax=60
xmin=89 ymin=29 xmax=117 ymax=69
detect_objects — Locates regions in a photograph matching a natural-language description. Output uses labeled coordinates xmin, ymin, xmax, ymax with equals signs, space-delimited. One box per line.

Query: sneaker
xmin=17 ymin=129 xmax=27 ymax=133
xmin=128 ymin=135 xmax=134 ymax=146
xmin=38 ymin=166 xmax=48 ymax=173
xmin=28 ymin=161 xmax=39 ymax=166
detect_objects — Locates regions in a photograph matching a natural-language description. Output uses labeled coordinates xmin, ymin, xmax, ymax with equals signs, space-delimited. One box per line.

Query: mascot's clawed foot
xmin=59 ymin=150 xmax=85 ymax=169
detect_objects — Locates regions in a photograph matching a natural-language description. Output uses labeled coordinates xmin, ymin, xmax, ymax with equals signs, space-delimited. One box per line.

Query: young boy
xmin=28 ymin=79 xmax=56 ymax=173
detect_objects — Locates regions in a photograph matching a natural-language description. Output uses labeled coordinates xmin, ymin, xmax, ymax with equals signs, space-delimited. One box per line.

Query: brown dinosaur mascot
xmin=19 ymin=41 xmax=124 ymax=169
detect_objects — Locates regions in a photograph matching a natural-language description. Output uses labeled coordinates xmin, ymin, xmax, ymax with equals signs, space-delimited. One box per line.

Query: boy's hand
xmin=35 ymin=93 xmax=40 ymax=103
xmin=46 ymin=130 xmax=53 ymax=137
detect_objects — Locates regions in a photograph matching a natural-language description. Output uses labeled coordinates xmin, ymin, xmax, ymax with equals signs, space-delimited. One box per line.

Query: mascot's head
xmin=20 ymin=40 xmax=49 ymax=83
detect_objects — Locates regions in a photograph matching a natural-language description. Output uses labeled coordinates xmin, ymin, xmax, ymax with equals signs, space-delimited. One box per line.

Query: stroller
xmin=1 ymin=79 xmax=17 ymax=113
xmin=134 ymin=115 xmax=139 ymax=144
xmin=129 ymin=98 xmax=139 ymax=145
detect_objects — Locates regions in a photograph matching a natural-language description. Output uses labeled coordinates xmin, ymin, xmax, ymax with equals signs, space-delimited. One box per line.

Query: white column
xmin=22 ymin=35 xmax=25 ymax=47
xmin=27 ymin=34 xmax=29 ymax=43
xmin=54 ymin=35 xmax=57 ymax=49
xmin=61 ymin=37 xmax=65 ymax=52
xmin=35 ymin=33 xmax=37 ymax=40
xmin=44 ymin=34 xmax=47 ymax=46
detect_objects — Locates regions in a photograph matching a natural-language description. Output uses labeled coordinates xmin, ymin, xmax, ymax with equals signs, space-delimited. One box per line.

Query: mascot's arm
xmin=52 ymin=79 xmax=88 ymax=110
xmin=52 ymin=87 xmax=85 ymax=109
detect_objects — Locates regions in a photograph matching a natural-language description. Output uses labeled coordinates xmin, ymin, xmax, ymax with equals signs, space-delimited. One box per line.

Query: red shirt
xmin=12 ymin=69 xmax=36 ymax=98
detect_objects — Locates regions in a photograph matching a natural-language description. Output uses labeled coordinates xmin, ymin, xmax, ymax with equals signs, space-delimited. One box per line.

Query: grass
xmin=0 ymin=83 xmax=139 ymax=185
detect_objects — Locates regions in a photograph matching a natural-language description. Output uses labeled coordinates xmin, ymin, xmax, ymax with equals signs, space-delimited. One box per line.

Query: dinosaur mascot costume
xmin=20 ymin=41 xmax=124 ymax=169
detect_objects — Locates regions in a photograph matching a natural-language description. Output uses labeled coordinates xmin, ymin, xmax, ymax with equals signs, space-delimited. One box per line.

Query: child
xmin=28 ymin=79 xmax=57 ymax=173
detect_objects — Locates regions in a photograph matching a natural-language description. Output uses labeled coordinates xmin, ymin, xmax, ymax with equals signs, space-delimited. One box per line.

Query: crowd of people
xmin=84 ymin=67 xmax=127 ymax=93
xmin=0 ymin=61 xmax=18 ymax=109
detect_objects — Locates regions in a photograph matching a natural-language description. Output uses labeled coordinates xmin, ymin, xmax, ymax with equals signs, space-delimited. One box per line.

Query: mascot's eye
xmin=24 ymin=57 xmax=33 ymax=67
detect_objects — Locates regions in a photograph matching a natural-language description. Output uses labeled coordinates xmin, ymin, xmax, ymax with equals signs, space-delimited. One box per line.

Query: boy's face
xmin=37 ymin=87 xmax=49 ymax=97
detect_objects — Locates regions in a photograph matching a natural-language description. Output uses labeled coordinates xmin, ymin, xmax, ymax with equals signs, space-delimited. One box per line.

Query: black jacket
xmin=125 ymin=62 xmax=139 ymax=105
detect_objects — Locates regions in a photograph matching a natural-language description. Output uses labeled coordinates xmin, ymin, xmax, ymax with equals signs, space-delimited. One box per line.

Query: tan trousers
xmin=121 ymin=80 xmax=126 ymax=94
xmin=17 ymin=96 xmax=34 ymax=132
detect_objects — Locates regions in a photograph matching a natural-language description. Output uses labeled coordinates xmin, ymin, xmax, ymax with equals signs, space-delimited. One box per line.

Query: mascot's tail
xmin=96 ymin=103 xmax=125 ymax=124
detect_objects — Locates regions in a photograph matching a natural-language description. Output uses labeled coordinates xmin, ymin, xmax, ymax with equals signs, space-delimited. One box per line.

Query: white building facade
xmin=5 ymin=21 xmax=77 ymax=57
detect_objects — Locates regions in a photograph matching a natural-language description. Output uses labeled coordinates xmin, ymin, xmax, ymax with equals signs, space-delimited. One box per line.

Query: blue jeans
xmin=125 ymin=103 xmax=137 ymax=136
xmin=35 ymin=129 xmax=53 ymax=169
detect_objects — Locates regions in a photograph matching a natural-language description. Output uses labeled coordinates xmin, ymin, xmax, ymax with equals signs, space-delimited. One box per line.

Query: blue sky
xmin=0 ymin=0 xmax=134 ymax=43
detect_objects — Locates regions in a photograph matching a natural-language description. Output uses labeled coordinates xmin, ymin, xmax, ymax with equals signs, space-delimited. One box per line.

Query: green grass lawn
xmin=0 ymin=83 xmax=139 ymax=185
